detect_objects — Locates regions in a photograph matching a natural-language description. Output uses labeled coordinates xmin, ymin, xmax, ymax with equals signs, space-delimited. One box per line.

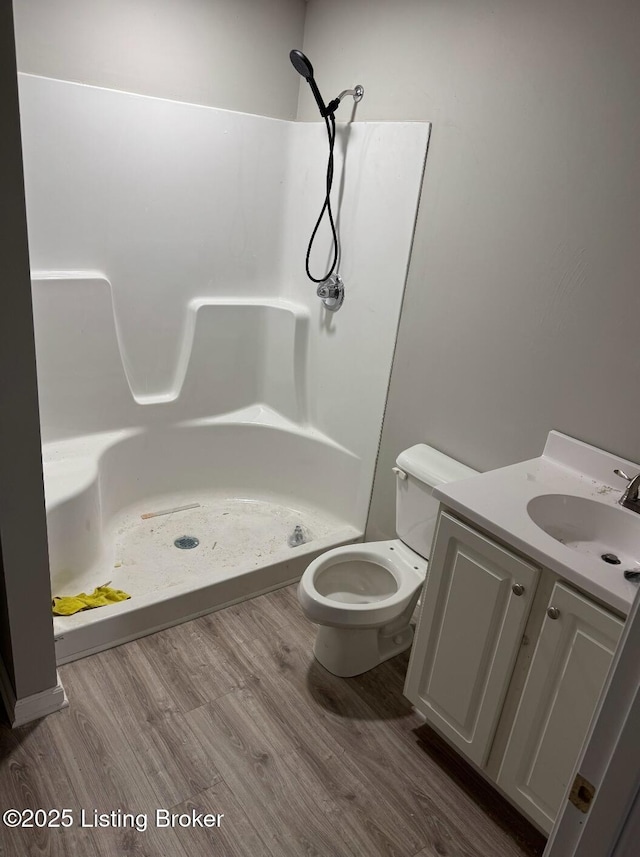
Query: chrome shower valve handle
xmin=317 ymin=275 xmax=344 ymax=312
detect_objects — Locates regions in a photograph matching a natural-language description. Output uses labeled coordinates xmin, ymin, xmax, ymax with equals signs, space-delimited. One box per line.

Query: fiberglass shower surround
xmin=18 ymin=73 xmax=429 ymax=662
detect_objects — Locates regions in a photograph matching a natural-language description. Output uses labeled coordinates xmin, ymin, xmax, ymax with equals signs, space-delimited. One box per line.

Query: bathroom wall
xmin=0 ymin=1 xmax=58 ymax=704
xmin=13 ymin=0 xmax=306 ymax=119
xmin=299 ymin=0 xmax=640 ymax=538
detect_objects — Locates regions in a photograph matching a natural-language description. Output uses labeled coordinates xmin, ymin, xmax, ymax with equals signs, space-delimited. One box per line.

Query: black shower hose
xmin=305 ymin=111 xmax=338 ymax=284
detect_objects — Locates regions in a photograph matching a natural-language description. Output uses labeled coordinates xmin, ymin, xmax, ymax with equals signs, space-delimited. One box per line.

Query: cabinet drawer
xmin=405 ymin=512 xmax=539 ymax=767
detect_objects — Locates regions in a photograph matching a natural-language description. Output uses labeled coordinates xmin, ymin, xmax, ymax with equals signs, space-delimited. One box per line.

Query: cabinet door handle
xmin=547 ymin=607 xmax=560 ymax=620
xmin=512 ymin=583 xmax=525 ymax=596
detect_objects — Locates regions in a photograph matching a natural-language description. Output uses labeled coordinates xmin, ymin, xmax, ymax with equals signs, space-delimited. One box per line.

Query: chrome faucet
xmin=614 ymin=469 xmax=640 ymax=513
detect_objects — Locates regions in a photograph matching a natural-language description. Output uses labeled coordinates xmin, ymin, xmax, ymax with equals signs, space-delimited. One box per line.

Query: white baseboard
xmin=0 ymin=657 xmax=67 ymax=728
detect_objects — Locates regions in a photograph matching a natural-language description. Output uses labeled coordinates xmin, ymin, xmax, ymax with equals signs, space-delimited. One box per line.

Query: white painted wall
xmin=13 ymin=0 xmax=306 ymax=119
xmin=299 ymin=0 xmax=640 ymax=539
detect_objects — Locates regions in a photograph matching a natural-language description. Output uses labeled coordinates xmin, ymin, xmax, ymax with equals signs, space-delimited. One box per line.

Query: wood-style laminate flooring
xmin=0 ymin=585 xmax=547 ymax=857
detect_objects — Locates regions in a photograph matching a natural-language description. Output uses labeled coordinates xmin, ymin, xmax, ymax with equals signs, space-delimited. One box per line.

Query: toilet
xmin=298 ymin=444 xmax=477 ymax=676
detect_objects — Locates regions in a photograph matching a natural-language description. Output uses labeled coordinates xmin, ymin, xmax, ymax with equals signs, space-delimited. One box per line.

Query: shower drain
xmin=174 ymin=535 xmax=200 ymax=550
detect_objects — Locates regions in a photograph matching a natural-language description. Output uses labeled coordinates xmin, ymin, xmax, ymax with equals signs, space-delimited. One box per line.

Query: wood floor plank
xmin=215 ymin=681 xmax=425 ymax=857
xmin=132 ymin=623 xmax=212 ymax=713
xmin=0 ymin=720 xmax=99 ymax=857
xmin=187 ymin=691 xmax=360 ymax=857
xmin=54 ymin=641 xmax=223 ymax=812
xmin=166 ymin=779 xmax=280 ymax=857
xmin=243 ymin=620 xmax=543 ymax=857
xmin=59 ymin=636 xmax=180 ymax=735
xmin=131 ymin=710 xmax=223 ymax=807
xmin=198 ymin=583 xmax=311 ymax=650
xmin=43 ymin=693 xmax=189 ymax=857
xmin=241 ymin=643 xmax=463 ymax=856
xmin=317 ymin=657 xmax=529 ymax=857
xmin=138 ymin=614 xmax=258 ymax=712
xmin=0 ymin=584 xmax=544 ymax=857
xmin=238 ymin=670 xmax=429 ymax=856
xmin=257 ymin=583 xmax=318 ymax=643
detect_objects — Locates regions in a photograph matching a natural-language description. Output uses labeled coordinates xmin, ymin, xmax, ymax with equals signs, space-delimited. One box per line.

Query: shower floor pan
xmin=45 ymin=415 xmax=362 ymax=663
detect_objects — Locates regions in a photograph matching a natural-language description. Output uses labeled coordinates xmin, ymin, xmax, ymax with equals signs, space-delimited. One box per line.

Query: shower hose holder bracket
xmin=317 ymin=275 xmax=344 ymax=312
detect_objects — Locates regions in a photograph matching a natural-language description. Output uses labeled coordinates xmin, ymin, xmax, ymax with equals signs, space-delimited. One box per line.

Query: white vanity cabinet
xmin=497 ymin=581 xmax=623 ymax=831
xmin=404 ymin=512 xmax=540 ymax=768
xmin=405 ymin=510 xmax=624 ymax=834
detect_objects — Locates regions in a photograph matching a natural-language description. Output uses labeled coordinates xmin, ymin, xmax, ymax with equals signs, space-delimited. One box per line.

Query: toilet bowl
xmin=298 ymin=443 xmax=478 ymax=677
xmin=298 ymin=540 xmax=427 ymax=677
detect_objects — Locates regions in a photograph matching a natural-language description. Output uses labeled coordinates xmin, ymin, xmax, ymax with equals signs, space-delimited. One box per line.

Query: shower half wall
xmin=18 ymin=74 xmax=430 ymax=663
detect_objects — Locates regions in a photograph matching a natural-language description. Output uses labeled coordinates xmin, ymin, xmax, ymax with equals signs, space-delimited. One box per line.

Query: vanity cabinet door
xmin=497 ymin=582 xmax=623 ymax=833
xmin=404 ymin=512 xmax=539 ymax=768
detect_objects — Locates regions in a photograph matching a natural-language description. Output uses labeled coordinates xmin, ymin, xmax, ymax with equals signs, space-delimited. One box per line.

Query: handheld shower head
xmin=289 ymin=49 xmax=364 ymax=118
xmin=290 ymin=49 xmax=328 ymax=117
xmin=289 ymin=49 xmax=313 ymax=80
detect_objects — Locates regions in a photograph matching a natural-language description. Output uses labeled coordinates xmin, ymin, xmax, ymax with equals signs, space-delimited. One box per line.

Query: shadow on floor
xmin=305 ymin=648 xmax=417 ymax=721
xmin=307 ymin=646 xmax=547 ymax=857
xmin=413 ymin=724 xmax=547 ymax=857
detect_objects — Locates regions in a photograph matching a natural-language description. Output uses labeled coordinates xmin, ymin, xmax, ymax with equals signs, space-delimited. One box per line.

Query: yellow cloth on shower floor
xmin=52 ymin=582 xmax=131 ymax=616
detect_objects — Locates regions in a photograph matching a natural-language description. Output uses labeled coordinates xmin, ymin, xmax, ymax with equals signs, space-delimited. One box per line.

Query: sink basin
xmin=527 ymin=494 xmax=640 ymax=569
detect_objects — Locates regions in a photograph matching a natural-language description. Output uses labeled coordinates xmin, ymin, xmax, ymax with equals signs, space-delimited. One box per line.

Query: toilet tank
xmin=394 ymin=444 xmax=478 ymax=559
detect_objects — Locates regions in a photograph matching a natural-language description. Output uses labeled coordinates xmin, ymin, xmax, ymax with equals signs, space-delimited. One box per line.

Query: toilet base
xmin=312 ymin=622 xmax=415 ymax=677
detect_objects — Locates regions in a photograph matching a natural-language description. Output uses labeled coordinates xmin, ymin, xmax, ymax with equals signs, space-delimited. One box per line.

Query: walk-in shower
xmin=18 ymin=72 xmax=429 ymax=663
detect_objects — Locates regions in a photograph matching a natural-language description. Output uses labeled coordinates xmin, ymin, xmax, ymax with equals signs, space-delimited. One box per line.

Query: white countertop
xmin=433 ymin=432 xmax=640 ymax=616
